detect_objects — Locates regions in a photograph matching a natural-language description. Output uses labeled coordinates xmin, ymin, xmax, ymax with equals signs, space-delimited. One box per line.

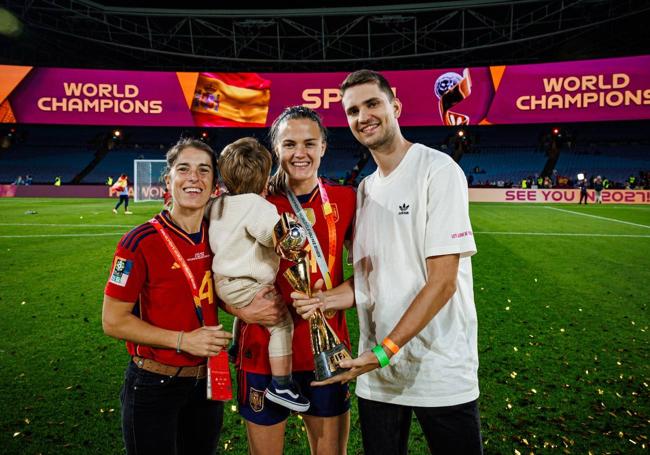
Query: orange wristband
xmin=382 ymin=338 xmax=400 ymax=355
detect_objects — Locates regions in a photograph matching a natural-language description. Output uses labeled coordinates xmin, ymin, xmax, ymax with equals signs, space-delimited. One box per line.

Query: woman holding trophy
xmin=232 ymin=106 xmax=356 ymax=455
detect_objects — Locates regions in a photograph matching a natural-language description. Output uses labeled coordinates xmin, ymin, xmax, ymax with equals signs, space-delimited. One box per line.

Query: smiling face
xmin=275 ymin=117 xmax=326 ymax=195
xmin=164 ymin=146 xmax=215 ymax=214
xmin=342 ymin=81 xmax=402 ymax=152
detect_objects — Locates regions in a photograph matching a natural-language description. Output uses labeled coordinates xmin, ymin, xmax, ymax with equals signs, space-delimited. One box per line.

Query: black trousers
xmin=115 ymin=195 xmax=129 ymax=210
xmin=579 ymin=191 xmax=588 ymax=204
xmin=120 ymin=361 xmax=224 ymax=455
xmin=358 ymin=396 xmax=483 ymax=455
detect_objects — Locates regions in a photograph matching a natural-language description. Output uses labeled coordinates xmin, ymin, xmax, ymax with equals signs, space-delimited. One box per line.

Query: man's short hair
xmin=340 ymin=69 xmax=394 ymax=101
xmin=218 ymin=137 xmax=272 ymax=195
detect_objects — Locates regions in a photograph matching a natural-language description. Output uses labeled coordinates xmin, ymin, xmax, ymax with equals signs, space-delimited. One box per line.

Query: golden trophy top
xmin=273 ymin=212 xmax=308 ymax=262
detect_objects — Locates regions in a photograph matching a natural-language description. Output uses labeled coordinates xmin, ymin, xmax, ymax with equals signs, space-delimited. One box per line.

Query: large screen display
xmin=1 ymin=55 xmax=649 ymax=127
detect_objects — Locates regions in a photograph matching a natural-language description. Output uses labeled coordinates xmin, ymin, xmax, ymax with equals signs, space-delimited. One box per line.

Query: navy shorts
xmin=238 ymin=370 xmax=350 ymax=426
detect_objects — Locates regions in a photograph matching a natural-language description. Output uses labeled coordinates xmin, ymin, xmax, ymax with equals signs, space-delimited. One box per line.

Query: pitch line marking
xmin=0 ymin=223 xmax=134 ymax=228
xmin=544 ymin=206 xmax=650 ymax=229
xmin=0 ymin=232 xmax=124 ymax=238
xmin=476 ymin=231 xmax=650 ymax=238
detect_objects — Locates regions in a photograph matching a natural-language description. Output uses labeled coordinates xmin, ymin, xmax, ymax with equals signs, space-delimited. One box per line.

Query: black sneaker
xmin=265 ymin=379 xmax=310 ymax=412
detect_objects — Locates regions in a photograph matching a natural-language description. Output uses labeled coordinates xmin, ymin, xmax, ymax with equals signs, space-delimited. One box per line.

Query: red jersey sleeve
xmin=104 ymin=237 xmax=146 ymax=302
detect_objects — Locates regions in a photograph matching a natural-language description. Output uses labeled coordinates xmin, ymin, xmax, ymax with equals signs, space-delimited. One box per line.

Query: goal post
xmin=133 ymin=159 xmax=167 ymax=202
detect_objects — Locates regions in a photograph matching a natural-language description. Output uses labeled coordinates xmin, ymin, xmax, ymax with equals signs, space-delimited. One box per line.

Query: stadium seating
xmin=1 ymin=122 xmax=648 ymax=186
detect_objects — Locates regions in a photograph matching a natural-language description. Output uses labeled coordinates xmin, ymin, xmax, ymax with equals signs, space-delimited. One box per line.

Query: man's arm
xmin=313 ymin=253 xmax=459 ymax=385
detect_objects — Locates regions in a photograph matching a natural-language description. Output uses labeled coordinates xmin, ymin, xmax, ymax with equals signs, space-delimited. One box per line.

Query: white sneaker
xmin=112 ymin=209 xmax=117 ymax=214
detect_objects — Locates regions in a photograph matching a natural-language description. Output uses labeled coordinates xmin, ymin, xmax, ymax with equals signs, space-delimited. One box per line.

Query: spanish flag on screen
xmin=191 ymin=72 xmax=271 ymax=127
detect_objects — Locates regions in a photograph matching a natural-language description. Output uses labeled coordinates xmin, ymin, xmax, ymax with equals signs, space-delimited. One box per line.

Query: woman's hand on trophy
xmin=311 ymin=350 xmax=380 ymax=386
xmin=291 ymin=279 xmax=326 ymax=319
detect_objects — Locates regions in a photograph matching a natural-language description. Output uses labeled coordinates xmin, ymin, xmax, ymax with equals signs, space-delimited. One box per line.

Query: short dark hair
xmin=340 ymin=69 xmax=394 ymax=101
xmin=164 ymin=138 xmax=217 ymax=187
xmin=218 ymin=137 xmax=272 ymax=195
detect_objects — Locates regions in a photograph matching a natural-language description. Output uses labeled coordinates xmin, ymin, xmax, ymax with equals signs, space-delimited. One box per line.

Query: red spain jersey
xmin=104 ymin=211 xmax=218 ymax=367
xmin=237 ymin=181 xmax=356 ymax=374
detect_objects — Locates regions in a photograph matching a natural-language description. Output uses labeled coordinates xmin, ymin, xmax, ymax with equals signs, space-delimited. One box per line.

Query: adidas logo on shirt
xmin=398 ymin=203 xmax=410 ymax=215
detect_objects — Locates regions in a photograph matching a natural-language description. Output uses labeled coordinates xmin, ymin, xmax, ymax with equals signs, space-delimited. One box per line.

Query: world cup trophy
xmin=434 ymin=68 xmax=472 ymax=126
xmin=273 ymin=212 xmax=352 ymax=381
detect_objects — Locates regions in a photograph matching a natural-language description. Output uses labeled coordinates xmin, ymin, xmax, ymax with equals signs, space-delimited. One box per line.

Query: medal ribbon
xmin=150 ymin=217 xmax=205 ymax=326
xmin=286 ymin=178 xmax=337 ymax=290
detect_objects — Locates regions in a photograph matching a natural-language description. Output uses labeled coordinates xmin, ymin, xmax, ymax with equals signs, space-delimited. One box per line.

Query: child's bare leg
xmin=269 ymin=354 xmax=292 ymax=378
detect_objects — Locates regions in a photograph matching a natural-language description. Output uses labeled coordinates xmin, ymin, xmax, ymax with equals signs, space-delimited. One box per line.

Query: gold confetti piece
xmin=480 ymin=287 xmax=484 ymax=291
xmin=579 ymin=308 xmax=583 ymax=312
xmin=534 ymin=278 xmax=538 ymax=282
xmin=510 ymin=371 xmax=517 ymax=379
xmin=507 ymin=403 xmax=513 ymax=409
xmin=522 ymin=438 xmax=529 ymax=445
xmin=585 ymin=370 xmax=589 ymax=374
xmin=619 ymin=432 xmax=624 ymax=438
xmin=513 ymin=347 xmax=518 ymax=352
xmin=230 ymin=405 xmax=237 ymax=412
xmin=598 ymin=389 xmax=604 ymax=395
xmin=24 ymin=418 xmax=30 ymax=424
xmin=13 ymin=432 xmax=21 ymax=437
xmin=507 ymin=299 xmax=511 ymax=303
xmin=631 ymin=321 xmax=635 ymax=325
xmin=629 ymin=439 xmax=637 ymax=445
xmin=545 ymin=305 xmax=550 ymax=309
xmin=109 ymin=408 xmax=114 ymax=412
xmin=531 ymin=388 xmax=537 ymax=393
xmin=515 ymin=449 xmax=521 ymax=455
xmin=65 ymin=386 xmax=73 ymax=390
xmin=616 ymin=392 xmax=623 ymax=398
xmin=505 ymin=306 xmax=510 ymax=311
xmin=100 ymin=408 xmax=105 ymax=413
xmin=297 ymin=415 xmax=303 ymax=420
xmin=21 ymin=301 xmax=26 ymax=305
xmin=560 ymin=328 xmax=565 ymax=332
xmin=617 ymin=361 xmax=622 ymax=366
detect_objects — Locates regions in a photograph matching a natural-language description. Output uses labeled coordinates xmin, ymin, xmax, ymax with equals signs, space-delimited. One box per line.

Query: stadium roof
xmin=1 ymin=0 xmax=649 ymax=71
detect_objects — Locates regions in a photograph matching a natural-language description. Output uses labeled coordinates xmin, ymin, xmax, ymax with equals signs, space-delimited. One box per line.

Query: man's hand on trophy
xmin=231 ymin=285 xmax=288 ymax=327
xmin=291 ymin=278 xmax=326 ymax=319
xmin=311 ymin=350 xmax=380 ymax=386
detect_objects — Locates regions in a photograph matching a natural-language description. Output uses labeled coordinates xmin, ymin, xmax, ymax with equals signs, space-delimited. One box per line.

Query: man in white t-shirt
xmin=291 ymin=69 xmax=482 ymax=454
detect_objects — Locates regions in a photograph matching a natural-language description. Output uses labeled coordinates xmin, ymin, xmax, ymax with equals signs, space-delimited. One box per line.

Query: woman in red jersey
xmin=102 ymin=138 xmax=234 ymax=455
xmin=231 ymin=106 xmax=356 ymax=455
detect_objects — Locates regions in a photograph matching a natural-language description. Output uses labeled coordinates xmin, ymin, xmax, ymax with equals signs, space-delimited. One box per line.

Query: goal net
xmin=133 ymin=159 xmax=167 ymax=202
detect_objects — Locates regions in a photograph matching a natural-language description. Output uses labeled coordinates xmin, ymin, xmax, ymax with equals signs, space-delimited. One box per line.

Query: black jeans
xmin=358 ymin=396 xmax=483 ymax=455
xmin=115 ymin=195 xmax=129 ymax=210
xmin=120 ymin=361 xmax=224 ymax=455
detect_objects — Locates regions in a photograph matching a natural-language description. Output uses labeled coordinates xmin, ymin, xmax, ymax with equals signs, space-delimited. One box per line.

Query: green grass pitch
xmin=0 ymin=198 xmax=648 ymax=454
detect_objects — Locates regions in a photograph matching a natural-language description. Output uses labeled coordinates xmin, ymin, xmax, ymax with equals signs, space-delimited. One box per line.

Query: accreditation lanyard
xmin=149 ymin=218 xmax=205 ymax=326
xmin=287 ymin=178 xmax=337 ymax=290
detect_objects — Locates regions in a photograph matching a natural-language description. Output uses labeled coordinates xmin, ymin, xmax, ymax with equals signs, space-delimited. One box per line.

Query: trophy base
xmin=314 ymin=344 xmax=353 ymax=382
